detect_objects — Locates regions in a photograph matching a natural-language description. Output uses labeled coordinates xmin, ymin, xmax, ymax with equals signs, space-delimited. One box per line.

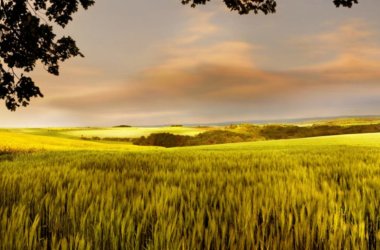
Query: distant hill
xmin=181 ymin=115 xmax=380 ymax=127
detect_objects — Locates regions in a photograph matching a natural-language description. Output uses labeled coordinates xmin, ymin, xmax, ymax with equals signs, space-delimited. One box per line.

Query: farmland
xmin=1 ymin=127 xmax=380 ymax=249
xmin=61 ymin=126 xmax=208 ymax=139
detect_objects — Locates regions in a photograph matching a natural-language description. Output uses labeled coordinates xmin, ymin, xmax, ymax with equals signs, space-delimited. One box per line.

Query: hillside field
xmin=1 ymin=128 xmax=380 ymax=249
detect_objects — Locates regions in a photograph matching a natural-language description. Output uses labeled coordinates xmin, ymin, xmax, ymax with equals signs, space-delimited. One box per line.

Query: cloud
xmin=302 ymin=55 xmax=380 ymax=83
xmin=289 ymin=19 xmax=380 ymax=83
xmin=158 ymin=41 xmax=256 ymax=70
xmin=174 ymin=11 xmax=219 ymax=45
xmin=49 ymin=11 xmax=269 ymax=111
xmin=46 ymin=18 xmax=380 ymax=125
xmin=293 ymin=19 xmax=380 ymax=58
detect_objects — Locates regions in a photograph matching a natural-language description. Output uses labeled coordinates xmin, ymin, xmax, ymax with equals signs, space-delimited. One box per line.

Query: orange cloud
xmin=47 ymin=18 xmax=380 ymax=124
xmin=303 ymin=55 xmax=380 ymax=82
xmin=291 ymin=19 xmax=380 ymax=82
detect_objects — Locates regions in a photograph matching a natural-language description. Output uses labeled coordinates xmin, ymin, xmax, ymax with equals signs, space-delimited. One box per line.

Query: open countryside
xmin=1 ymin=0 xmax=380 ymax=249
xmin=1 ymin=119 xmax=380 ymax=249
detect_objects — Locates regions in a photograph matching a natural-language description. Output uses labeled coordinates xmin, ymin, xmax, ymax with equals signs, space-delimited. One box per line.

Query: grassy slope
xmin=2 ymin=128 xmax=380 ymax=152
xmin=0 ymin=130 xmax=159 ymax=152
xmin=59 ymin=127 xmax=208 ymax=138
xmin=188 ymin=133 xmax=380 ymax=151
xmin=4 ymin=116 xmax=379 ymax=143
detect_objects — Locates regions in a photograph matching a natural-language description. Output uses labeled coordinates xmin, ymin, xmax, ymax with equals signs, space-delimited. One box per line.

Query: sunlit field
xmin=1 ymin=128 xmax=380 ymax=249
xmin=55 ymin=126 xmax=207 ymax=139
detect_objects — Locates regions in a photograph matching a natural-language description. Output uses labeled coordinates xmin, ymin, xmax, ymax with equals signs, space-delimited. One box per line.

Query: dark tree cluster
xmin=0 ymin=0 xmax=94 ymax=111
xmin=132 ymin=130 xmax=251 ymax=148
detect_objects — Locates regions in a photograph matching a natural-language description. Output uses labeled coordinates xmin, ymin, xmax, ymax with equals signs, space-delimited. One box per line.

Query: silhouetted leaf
xmin=182 ymin=0 xmax=358 ymax=14
xmin=0 ymin=0 xmax=94 ymax=110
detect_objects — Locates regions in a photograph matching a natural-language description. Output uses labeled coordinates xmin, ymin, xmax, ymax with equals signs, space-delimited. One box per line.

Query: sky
xmin=1 ymin=0 xmax=380 ymax=127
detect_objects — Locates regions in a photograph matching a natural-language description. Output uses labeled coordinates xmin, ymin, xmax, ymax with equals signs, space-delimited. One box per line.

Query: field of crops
xmin=58 ymin=126 xmax=207 ymax=139
xmin=1 ymin=129 xmax=380 ymax=249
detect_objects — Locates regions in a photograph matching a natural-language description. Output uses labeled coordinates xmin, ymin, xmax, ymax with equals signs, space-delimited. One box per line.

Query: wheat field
xmin=1 ymin=129 xmax=380 ymax=249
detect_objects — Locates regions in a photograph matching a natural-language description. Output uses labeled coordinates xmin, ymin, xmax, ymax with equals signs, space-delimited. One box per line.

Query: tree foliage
xmin=182 ymin=0 xmax=358 ymax=15
xmin=0 ymin=0 xmax=94 ymax=111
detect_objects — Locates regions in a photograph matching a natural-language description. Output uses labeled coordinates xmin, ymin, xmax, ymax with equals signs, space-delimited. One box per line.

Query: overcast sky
xmin=1 ymin=0 xmax=380 ymax=127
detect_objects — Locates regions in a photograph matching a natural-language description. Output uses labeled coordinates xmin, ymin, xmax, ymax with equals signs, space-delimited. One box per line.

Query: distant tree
xmin=113 ymin=125 xmax=132 ymax=128
xmin=182 ymin=0 xmax=358 ymax=15
xmin=0 ymin=0 xmax=94 ymax=111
